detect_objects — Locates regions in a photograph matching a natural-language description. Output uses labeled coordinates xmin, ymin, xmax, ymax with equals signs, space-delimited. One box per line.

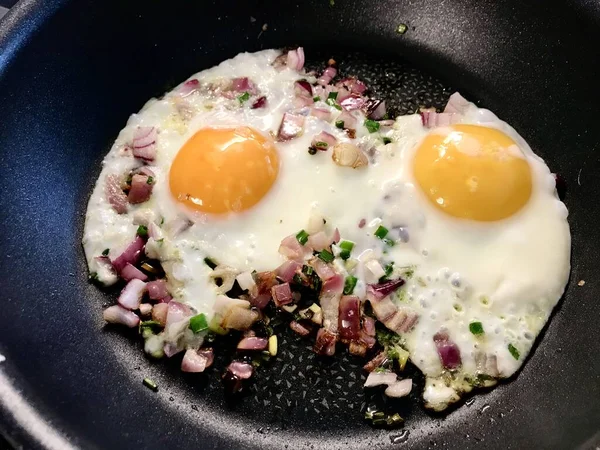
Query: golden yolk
xmin=413 ymin=124 xmax=532 ymax=221
xmin=169 ymin=127 xmax=279 ymax=214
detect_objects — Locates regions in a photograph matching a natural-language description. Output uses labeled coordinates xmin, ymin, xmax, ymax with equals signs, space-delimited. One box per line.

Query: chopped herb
xmin=237 ymin=91 xmax=250 ymax=103
xmin=374 ymin=225 xmax=389 ymax=239
xmin=308 ymin=147 xmax=318 ymax=155
xmin=143 ymin=377 xmax=158 ymax=391
xmin=508 ymin=343 xmax=520 ymax=360
xmin=376 ymin=327 xmax=403 ymax=348
xmin=382 ymin=137 xmax=392 ymax=145
xmin=383 ymin=238 xmax=395 ymax=247
xmin=203 ymin=257 xmax=217 ymax=269
xmin=469 ymin=321 xmax=484 ymax=335
xmin=296 ymin=229 xmax=309 ymax=245
xmin=379 ymin=262 xmax=394 ymax=282
xmin=332 ymin=103 xmax=342 ymax=110
xmin=136 ymin=225 xmax=148 ymax=238
xmin=102 ymin=248 xmax=110 ymax=256
xmin=147 ymin=176 xmax=154 ymax=184
xmin=189 ymin=313 xmax=208 ymax=333
xmin=318 ymin=249 xmax=334 ymax=263
xmin=140 ymin=320 xmax=162 ymax=331
xmin=327 ymin=92 xmax=338 ymax=100
xmin=302 ymin=265 xmax=314 ymax=276
xmin=314 ymin=141 xmax=328 ymax=149
xmin=313 ymin=96 xmax=321 ymax=102
xmin=339 ymin=240 xmax=354 ymax=260
xmin=364 ymin=119 xmax=380 ymax=133
xmin=343 ymin=276 xmax=358 ymax=295
xmin=396 ymin=23 xmax=408 ymax=34
xmin=335 ymin=120 xmax=345 ymax=129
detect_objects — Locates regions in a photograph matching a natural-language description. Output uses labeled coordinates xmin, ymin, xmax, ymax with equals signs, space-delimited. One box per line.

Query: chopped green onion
xmin=313 ymin=96 xmax=321 ymax=102
xmin=339 ymin=240 xmax=354 ymax=260
xmin=384 ymin=262 xmax=394 ymax=277
xmin=136 ymin=225 xmax=148 ymax=237
xmin=237 ymin=91 xmax=250 ymax=103
xmin=314 ymin=141 xmax=328 ymax=149
xmin=146 ymin=176 xmax=154 ymax=185
xmin=203 ymin=257 xmax=217 ymax=269
xmin=469 ymin=321 xmax=484 ymax=335
xmin=383 ymin=238 xmax=395 ymax=247
xmin=102 ymin=248 xmax=110 ymax=256
xmin=374 ymin=225 xmax=389 ymax=239
xmin=327 ymin=92 xmax=338 ymax=100
xmin=343 ymin=276 xmax=358 ymax=295
xmin=302 ymin=265 xmax=314 ymax=276
xmin=189 ymin=313 xmax=208 ymax=333
xmin=382 ymin=137 xmax=392 ymax=145
xmin=508 ymin=343 xmax=520 ymax=360
xmin=296 ymin=229 xmax=309 ymax=245
xmin=143 ymin=377 xmax=158 ymax=391
xmin=364 ymin=119 xmax=380 ymax=133
xmin=318 ymin=249 xmax=334 ymax=263
xmin=335 ymin=120 xmax=344 ymax=129
xmin=396 ymin=23 xmax=408 ymax=34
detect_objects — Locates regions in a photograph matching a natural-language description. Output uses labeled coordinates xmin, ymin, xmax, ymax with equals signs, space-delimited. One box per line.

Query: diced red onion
xmin=105 ymin=174 xmax=128 ymax=214
xmin=337 ymin=109 xmax=357 ymax=130
xmin=181 ymin=348 xmax=213 ymax=373
xmin=338 ymin=295 xmax=361 ymax=343
xmin=118 ymin=278 xmax=146 ymax=310
xmin=307 ymin=231 xmax=331 ymax=252
xmin=237 ymin=336 xmax=268 ymax=351
xmin=165 ymin=301 xmax=193 ymax=328
xmin=228 ymin=361 xmax=254 ymax=379
xmin=336 ymin=77 xmax=367 ymax=95
xmin=363 ymin=350 xmax=387 ymax=372
xmin=332 ymin=228 xmax=340 ymax=244
xmin=231 ymin=77 xmax=257 ymax=94
xmin=286 ymin=47 xmax=305 ymax=71
xmin=340 ymin=94 xmax=366 ymax=111
xmin=421 ymin=111 xmax=460 ymax=128
xmin=364 ymin=370 xmax=397 ymax=388
xmin=152 ymin=302 xmax=169 ymax=326
xmin=121 ymin=263 xmax=148 ymax=282
xmin=147 ymin=279 xmax=168 ymax=300
xmin=111 ymin=236 xmax=145 ymax=274
xmin=358 ymin=218 xmax=366 ymax=228
xmin=367 ymin=278 xmax=405 ymax=300
xmin=278 ymin=234 xmax=309 ymax=260
xmin=399 ymin=312 xmax=419 ymax=332
xmin=318 ymin=66 xmax=337 ymax=86
xmin=385 ymin=379 xmax=413 ymax=398
xmin=277 ymin=112 xmax=305 ymax=142
xmin=132 ymin=127 xmax=157 ymax=161
xmin=271 ymin=282 xmax=293 ymax=306
xmin=163 ymin=342 xmax=183 ymax=358
xmin=249 ymin=293 xmax=271 ymax=310
xmin=289 ymin=320 xmax=311 ymax=336
xmin=433 ymin=330 xmax=462 ymax=369
xmin=275 ymin=260 xmax=302 ymax=283
xmin=311 ymin=131 xmax=337 ymax=151
xmin=364 ymin=99 xmax=386 ymax=120
xmin=444 ymin=92 xmax=470 ymax=114
xmin=366 ymin=291 xmax=397 ymax=323
xmin=103 ymin=305 xmax=140 ymax=328
xmin=127 ymin=174 xmax=153 ymax=204
xmin=294 ymin=80 xmax=313 ymax=97
xmin=251 ymin=96 xmax=267 ymax=109
xmin=322 ymin=273 xmax=344 ymax=295
xmin=178 ymin=79 xmax=199 ymax=97
xmin=293 ymin=96 xmax=314 ymax=108
xmin=158 ymin=295 xmax=172 ymax=304
xmin=167 ymin=217 xmax=192 ymax=237
xmin=135 ymin=166 xmax=155 ymax=177
xmin=313 ymin=328 xmax=337 ymax=356
xmin=359 ymin=332 xmax=376 ymax=349
xmin=310 ymin=256 xmax=336 ymax=281
xmin=310 ymin=107 xmax=332 ymax=121
xmin=362 ymin=316 xmax=376 ymax=337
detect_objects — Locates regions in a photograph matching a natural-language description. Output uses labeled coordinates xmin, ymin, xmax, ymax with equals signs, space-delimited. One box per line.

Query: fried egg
xmin=83 ymin=49 xmax=570 ymax=411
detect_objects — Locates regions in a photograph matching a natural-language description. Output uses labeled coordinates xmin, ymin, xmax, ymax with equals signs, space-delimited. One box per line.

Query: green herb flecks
xmin=189 ymin=313 xmax=209 ymax=334
xmin=296 ymin=229 xmax=309 ymax=245
xmin=343 ymin=276 xmax=358 ymax=295
xmin=364 ymin=119 xmax=380 ymax=133
xmin=136 ymin=225 xmax=148 ymax=238
xmin=238 ymin=91 xmax=250 ymax=103
xmin=508 ymin=343 xmax=520 ymax=360
xmin=469 ymin=321 xmax=484 ymax=335
xmin=382 ymin=137 xmax=392 ymax=145
xmin=374 ymin=225 xmax=389 ymax=239
xmin=339 ymin=240 xmax=354 ymax=260
xmin=335 ymin=120 xmax=345 ymax=129
xmin=318 ymin=249 xmax=334 ymax=263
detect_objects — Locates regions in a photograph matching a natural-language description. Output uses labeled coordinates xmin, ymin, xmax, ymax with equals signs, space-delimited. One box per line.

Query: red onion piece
xmin=121 ymin=263 xmax=148 ymax=282
xmin=385 ymin=379 xmax=413 ymax=398
xmin=294 ymin=80 xmax=313 ymax=97
xmin=178 ymin=79 xmax=199 ymax=97
xmin=367 ymin=278 xmax=405 ymax=300
xmin=181 ymin=348 xmax=213 ymax=373
xmin=340 ymin=94 xmax=366 ymax=111
xmin=293 ymin=96 xmax=314 ymax=108
xmin=158 ymin=295 xmax=172 ymax=304
xmin=271 ymin=282 xmax=293 ymax=306
xmin=165 ymin=301 xmax=193 ymax=328
xmin=127 ymin=174 xmax=153 ymax=204
xmin=277 ymin=112 xmax=305 ymax=142
xmin=307 ymin=231 xmax=331 ymax=252
xmin=399 ymin=313 xmax=419 ymax=332
xmin=103 ymin=305 xmax=140 ymax=328
xmin=167 ymin=217 xmax=192 ymax=237
xmin=337 ymin=110 xmax=357 ymax=130
xmin=364 ymin=370 xmax=397 ymax=388
xmin=364 ymin=99 xmax=386 ymax=120
xmin=444 ymin=92 xmax=470 ymax=114
xmin=310 ymin=107 xmax=332 ymax=121
xmin=338 ymin=295 xmax=361 ymax=343
xmin=228 ymin=361 xmax=254 ymax=379
xmin=164 ymin=342 xmax=182 ymax=358
xmin=421 ymin=111 xmax=460 ymax=128
xmin=278 ymin=234 xmax=309 ymax=260
xmin=359 ymin=332 xmax=376 ymax=349
xmin=332 ymin=228 xmax=340 ymax=244
xmin=231 ymin=77 xmax=257 ymax=94
xmin=251 ymin=96 xmax=267 ymax=109
xmin=322 ymin=273 xmax=344 ymax=295
xmin=433 ymin=330 xmax=462 ymax=369
xmin=118 ymin=279 xmax=146 ymax=310
xmin=336 ymin=77 xmax=367 ymax=95
xmin=311 ymin=131 xmax=337 ymax=151
xmin=255 ymin=271 xmax=277 ymax=295
xmin=105 ymin=174 xmax=128 ymax=214
xmin=276 ymin=260 xmax=302 ymax=283
xmin=310 ymin=257 xmax=336 ymax=281
xmin=237 ymin=336 xmax=268 ymax=351
xmin=364 ymin=350 xmax=387 ymax=372
xmin=152 ymin=302 xmax=169 ymax=326
xmin=147 ymin=279 xmax=168 ymax=300
xmin=112 ymin=236 xmax=145 ymax=274
xmin=362 ymin=316 xmax=376 ymax=337
xmin=249 ymin=293 xmax=271 ymax=310
xmin=318 ymin=66 xmax=337 ymax=86
xmin=290 ymin=320 xmax=311 ymax=336
xmin=286 ymin=47 xmax=305 ymax=71
xmin=132 ymin=126 xmax=157 ymax=161
xmin=135 ymin=166 xmax=155 ymax=177
xmin=313 ymin=328 xmax=337 ymax=356
xmin=358 ymin=218 xmax=366 ymax=228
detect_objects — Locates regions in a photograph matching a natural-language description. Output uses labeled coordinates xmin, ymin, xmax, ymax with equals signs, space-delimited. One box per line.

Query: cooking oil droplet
xmin=481 ymin=404 xmax=491 ymax=413
xmin=465 ymin=398 xmax=475 ymax=407
xmin=390 ymin=430 xmax=410 ymax=444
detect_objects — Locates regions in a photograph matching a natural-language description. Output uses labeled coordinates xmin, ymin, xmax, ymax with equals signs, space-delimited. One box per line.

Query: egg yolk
xmin=413 ymin=124 xmax=532 ymax=221
xmin=169 ymin=127 xmax=279 ymax=214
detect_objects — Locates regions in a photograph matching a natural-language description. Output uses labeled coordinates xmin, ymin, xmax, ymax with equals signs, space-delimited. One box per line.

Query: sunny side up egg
xmin=82 ymin=49 xmax=570 ymax=412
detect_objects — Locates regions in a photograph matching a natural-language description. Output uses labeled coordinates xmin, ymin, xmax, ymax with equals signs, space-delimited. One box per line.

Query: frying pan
xmin=1 ymin=0 xmax=599 ymax=448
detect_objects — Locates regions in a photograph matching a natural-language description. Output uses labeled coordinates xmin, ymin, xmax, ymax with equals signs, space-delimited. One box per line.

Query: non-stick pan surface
xmin=1 ymin=0 xmax=599 ymax=448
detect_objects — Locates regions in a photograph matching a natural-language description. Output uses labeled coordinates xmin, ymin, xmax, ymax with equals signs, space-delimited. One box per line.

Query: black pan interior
xmin=1 ymin=0 xmax=600 ymax=449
